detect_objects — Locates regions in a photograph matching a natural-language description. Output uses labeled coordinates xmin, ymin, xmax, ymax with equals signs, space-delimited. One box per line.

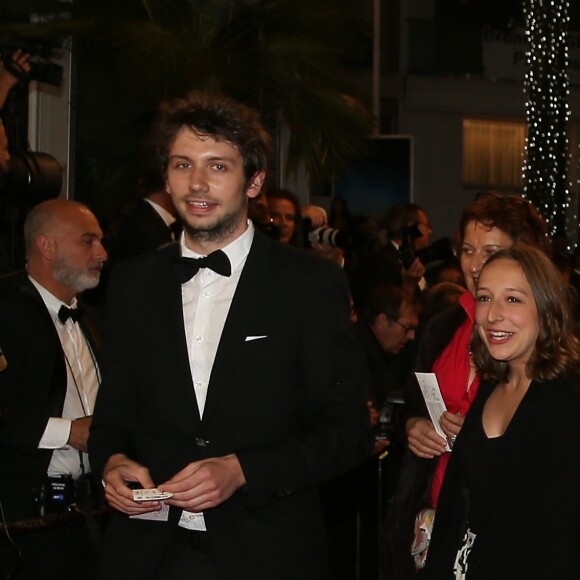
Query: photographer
xmin=382 ymin=203 xmax=430 ymax=293
xmin=323 ymin=285 xmax=420 ymax=579
xmin=0 ymin=49 xmax=31 ymax=170
xmin=301 ymin=204 xmax=346 ymax=266
xmin=0 ymin=49 xmax=30 ymax=111
xmin=0 ymin=50 xmax=30 ymax=273
xmin=348 ymin=203 xmax=429 ymax=313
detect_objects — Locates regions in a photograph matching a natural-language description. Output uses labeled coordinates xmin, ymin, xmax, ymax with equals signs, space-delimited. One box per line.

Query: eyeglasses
xmin=393 ymin=319 xmax=418 ymax=334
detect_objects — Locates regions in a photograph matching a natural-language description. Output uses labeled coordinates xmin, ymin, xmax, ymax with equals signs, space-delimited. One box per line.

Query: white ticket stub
xmin=415 ymin=372 xmax=452 ymax=452
xmin=132 ymin=488 xmax=173 ymax=501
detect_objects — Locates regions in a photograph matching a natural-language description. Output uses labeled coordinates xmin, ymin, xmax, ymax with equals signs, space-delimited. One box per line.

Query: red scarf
xmin=429 ymin=291 xmax=479 ymax=507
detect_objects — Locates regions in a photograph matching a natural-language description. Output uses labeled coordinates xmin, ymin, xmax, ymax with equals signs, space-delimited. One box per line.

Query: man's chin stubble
xmin=182 ymin=212 xmax=243 ymax=244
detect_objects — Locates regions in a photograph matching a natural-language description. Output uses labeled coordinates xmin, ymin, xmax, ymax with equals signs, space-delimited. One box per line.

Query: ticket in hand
xmin=132 ymin=488 xmax=173 ymax=501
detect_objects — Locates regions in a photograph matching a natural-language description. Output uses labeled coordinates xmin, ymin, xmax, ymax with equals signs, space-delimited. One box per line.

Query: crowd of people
xmin=0 ymin=81 xmax=579 ymax=580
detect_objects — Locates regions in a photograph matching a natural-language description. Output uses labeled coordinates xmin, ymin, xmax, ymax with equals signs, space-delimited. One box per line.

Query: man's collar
xmin=144 ymin=198 xmax=176 ymax=228
xmin=28 ymin=275 xmax=77 ymax=317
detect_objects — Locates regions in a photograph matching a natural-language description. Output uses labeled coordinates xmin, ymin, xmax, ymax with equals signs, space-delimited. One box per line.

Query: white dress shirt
xmin=181 ymin=221 xmax=254 ymax=417
xmin=178 ymin=220 xmax=254 ymax=531
xmin=30 ymin=277 xmax=100 ymax=479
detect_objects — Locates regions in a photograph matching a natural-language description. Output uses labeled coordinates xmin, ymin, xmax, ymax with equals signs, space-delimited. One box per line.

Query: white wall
xmin=27 ymin=40 xmax=73 ymax=199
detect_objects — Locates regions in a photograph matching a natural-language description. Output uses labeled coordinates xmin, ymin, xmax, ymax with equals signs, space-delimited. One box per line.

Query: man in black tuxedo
xmin=0 ymin=199 xmax=107 ymax=578
xmin=107 ymin=152 xmax=180 ymax=266
xmin=107 ymin=190 xmax=178 ymax=264
xmin=89 ymin=91 xmax=371 ymax=580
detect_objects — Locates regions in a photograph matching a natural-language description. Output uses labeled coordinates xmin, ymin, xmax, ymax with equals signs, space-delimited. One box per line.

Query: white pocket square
xmin=245 ymin=335 xmax=268 ymax=342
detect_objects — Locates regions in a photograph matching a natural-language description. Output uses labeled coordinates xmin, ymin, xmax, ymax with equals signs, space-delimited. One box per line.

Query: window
xmin=463 ymin=118 xmax=525 ymax=189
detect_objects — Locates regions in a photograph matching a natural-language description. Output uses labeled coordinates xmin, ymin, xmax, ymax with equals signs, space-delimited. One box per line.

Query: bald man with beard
xmin=0 ymin=199 xmax=107 ymax=579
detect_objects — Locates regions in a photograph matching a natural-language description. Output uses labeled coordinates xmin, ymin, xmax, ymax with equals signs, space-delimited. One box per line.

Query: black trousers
xmin=153 ymin=527 xmax=218 ymax=580
xmin=0 ymin=521 xmax=98 ymax=580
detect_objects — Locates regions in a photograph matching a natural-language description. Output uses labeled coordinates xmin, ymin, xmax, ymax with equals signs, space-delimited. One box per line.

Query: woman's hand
xmin=406 ymin=417 xmax=447 ymax=458
xmin=440 ymin=411 xmax=464 ymax=448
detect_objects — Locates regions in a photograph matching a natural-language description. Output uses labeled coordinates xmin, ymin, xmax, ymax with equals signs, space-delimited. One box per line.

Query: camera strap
xmin=75 ymin=452 xmax=104 ymax=547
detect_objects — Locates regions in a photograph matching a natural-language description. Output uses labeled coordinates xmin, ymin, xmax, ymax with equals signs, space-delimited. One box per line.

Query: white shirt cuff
xmin=38 ymin=417 xmax=72 ymax=449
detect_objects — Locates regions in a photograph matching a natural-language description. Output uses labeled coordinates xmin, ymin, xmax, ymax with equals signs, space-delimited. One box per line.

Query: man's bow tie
xmin=58 ymin=305 xmax=83 ymax=324
xmin=174 ymin=250 xmax=232 ymax=282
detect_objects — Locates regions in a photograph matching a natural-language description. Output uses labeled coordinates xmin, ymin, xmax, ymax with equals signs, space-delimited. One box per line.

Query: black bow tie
xmin=174 ymin=250 xmax=232 ymax=282
xmin=58 ymin=306 xmax=83 ymax=324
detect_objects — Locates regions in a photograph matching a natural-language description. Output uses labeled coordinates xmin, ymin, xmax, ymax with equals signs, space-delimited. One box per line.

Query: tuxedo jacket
xmin=108 ymin=199 xmax=174 ymax=264
xmin=0 ymin=271 xmax=101 ymax=522
xmin=89 ymin=231 xmax=371 ymax=580
xmin=348 ymin=240 xmax=404 ymax=308
xmin=423 ymin=375 xmax=580 ymax=580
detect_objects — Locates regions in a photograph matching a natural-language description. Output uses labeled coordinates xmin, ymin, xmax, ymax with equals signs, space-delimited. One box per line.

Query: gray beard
xmin=53 ymin=261 xmax=101 ymax=294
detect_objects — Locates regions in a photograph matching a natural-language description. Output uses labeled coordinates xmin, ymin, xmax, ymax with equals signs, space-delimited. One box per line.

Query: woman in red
xmin=382 ymin=192 xmax=551 ymax=579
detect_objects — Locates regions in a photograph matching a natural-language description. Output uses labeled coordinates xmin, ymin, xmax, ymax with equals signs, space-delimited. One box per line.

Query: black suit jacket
xmin=108 ymin=199 xmax=174 ymax=264
xmin=424 ymin=376 xmax=580 ymax=579
xmin=89 ymin=231 xmax=371 ymax=580
xmin=0 ymin=271 xmax=101 ymax=522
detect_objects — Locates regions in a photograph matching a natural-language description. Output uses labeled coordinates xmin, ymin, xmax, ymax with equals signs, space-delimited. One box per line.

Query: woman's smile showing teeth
xmin=487 ymin=330 xmax=513 ymax=344
xmin=475 ymin=258 xmax=539 ymax=367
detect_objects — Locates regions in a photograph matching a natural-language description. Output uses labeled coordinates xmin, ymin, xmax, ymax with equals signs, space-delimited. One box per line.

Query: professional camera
xmin=302 ymin=217 xmax=366 ymax=252
xmin=400 ymin=223 xmax=455 ymax=270
xmin=416 ymin=236 xmax=455 ymax=267
xmin=375 ymin=391 xmax=405 ymax=442
xmin=0 ymin=36 xmax=64 ymax=202
xmin=1 ymin=151 xmax=63 ymax=203
xmin=36 ymin=474 xmax=76 ymax=516
xmin=0 ymin=36 xmax=64 ymax=87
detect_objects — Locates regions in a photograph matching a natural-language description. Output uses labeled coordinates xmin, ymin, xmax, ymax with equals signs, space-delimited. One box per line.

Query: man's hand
xmin=68 ymin=416 xmax=92 ymax=452
xmin=367 ymin=400 xmax=379 ymax=427
xmin=0 ymin=50 xmax=31 ymax=91
xmin=373 ymin=438 xmax=390 ymax=455
xmin=406 ymin=417 xmax=447 ymax=458
xmin=160 ymin=454 xmax=246 ymax=512
xmin=102 ymin=453 xmax=160 ymax=515
xmin=403 ymin=257 xmax=425 ymax=286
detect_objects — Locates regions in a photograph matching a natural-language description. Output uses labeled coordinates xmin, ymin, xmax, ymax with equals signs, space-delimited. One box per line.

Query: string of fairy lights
xmin=522 ymin=0 xmax=576 ymax=247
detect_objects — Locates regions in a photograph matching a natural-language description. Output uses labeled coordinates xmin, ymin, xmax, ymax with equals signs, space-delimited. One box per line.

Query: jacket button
xmin=195 ymin=437 xmax=208 ymax=447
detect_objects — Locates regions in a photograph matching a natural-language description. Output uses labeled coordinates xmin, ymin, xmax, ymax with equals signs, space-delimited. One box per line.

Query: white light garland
xmin=522 ymin=0 xmax=576 ymax=249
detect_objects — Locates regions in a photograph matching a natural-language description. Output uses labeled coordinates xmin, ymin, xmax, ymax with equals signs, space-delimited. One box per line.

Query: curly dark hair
xmin=145 ymin=91 xmax=272 ymax=187
xmin=472 ymin=243 xmax=580 ymax=383
xmin=459 ymin=192 xmax=551 ymax=256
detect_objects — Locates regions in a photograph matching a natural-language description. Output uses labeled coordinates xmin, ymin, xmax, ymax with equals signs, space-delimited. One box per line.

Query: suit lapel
xmin=158 ymin=244 xmax=204 ymax=421
xmin=18 ymin=274 xmax=68 ymax=417
xmin=201 ymin=234 xmax=273 ymax=424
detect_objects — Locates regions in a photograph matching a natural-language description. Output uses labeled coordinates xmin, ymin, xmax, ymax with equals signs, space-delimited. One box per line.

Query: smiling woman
xmin=475 ymin=258 xmax=539 ymax=375
xmin=383 ymin=194 xmax=553 ymax=580
xmin=423 ymin=243 xmax=580 ymax=579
